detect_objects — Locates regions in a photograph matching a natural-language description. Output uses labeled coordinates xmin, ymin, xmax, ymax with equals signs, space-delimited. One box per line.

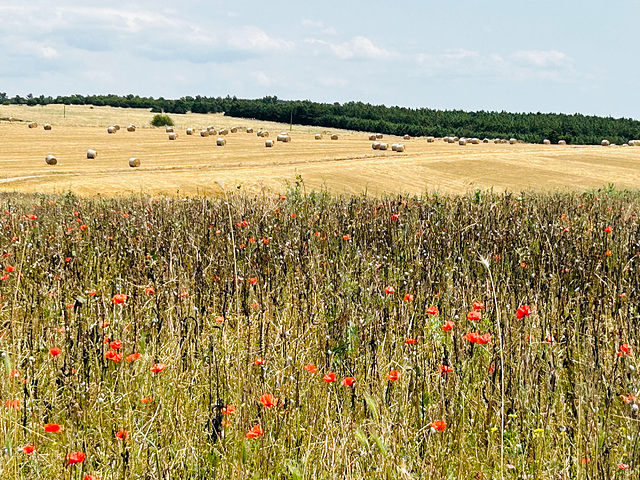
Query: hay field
xmin=1 ymin=104 xmax=640 ymax=196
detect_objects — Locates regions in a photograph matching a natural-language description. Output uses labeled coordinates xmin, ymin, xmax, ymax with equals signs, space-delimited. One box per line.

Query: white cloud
xmin=228 ymin=26 xmax=293 ymax=52
xmin=253 ymin=71 xmax=277 ymax=87
xmin=510 ymin=50 xmax=568 ymax=68
xmin=306 ymin=36 xmax=395 ymax=60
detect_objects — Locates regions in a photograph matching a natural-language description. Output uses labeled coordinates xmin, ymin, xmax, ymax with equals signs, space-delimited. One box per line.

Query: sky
xmin=1 ymin=0 xmax=639 ymax=119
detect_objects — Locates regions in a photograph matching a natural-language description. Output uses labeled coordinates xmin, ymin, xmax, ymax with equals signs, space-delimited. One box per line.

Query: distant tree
xmin=150 ymin=114 xmax=174 ymax=127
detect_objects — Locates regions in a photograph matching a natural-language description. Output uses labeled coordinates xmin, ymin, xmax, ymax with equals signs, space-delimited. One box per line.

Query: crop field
xmin=1 ymin=188 xmax=640 ymax=479
xmin=2 ymin=105 xmax=640 ymax=197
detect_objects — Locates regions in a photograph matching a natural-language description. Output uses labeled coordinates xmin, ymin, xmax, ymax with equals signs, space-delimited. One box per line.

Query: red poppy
xmin=87 ymin=289 xmax=97 ymax=297
xmin=403 ymin=293 xmax=414 ymax=302
xmin=386 ymin=370 xmax=401 ymax=381
xmin=426 ymin=306 xmax=439 ymax=316
xmin=465 ymin=332 xmax=479 ymax=343
xmin=442 ymin=321 xmax=455 ymax=331
xmin=109 ymin=340 xmax=123 ymax=350
xmin=545 ymin=335 xmax=555 ymax=344
xmin=84 ymin=475 xmax=99 ymax=480
xmin=178 ymin=291 xmax=189 ymax=298
xmin=259 ymin=394 xmax=278 ymax=408
xmin=605 ymin=250 xmax=612 ymax=256
xmin=303 ymin=364 xmax=318 ymax=373
xmin=49 ymin=347 xmax=62 ymax=357
xmin=467 ymin=311 xmax=482 ymax=321
xmin=254 ymin=358 xmax=265 ymax=366
xmin=5 ymin=399 xmax=20 ymax=410
xmin=221 ymin=405 xmax=236 ymax=415
xmin=620 ymin=394 xmax=636 ymax=404
xmin=473 ymin=302 xmax=484 ymax=311
xmin=105 ymin=350 xmax=122 ymax=363
xmin=249 ymin=277 xmax=258 ymax=285
xmin=405 ymin=338 xmax=418 ymax=345
xmin=141 ymin=397 xmax=154 ymax=404
xmin=112 ymin=294 xmax=127 ymax=305
xmin=384 ymin=286 xmax=395 ymax=295
xmin=323 ymin=372 xmax=337 ymax=383
xmin=8 ymin=369 xmax=19 ymax=378
xmin=342 ymin=234 xmax=351 ymax=241
xmin=439 ymin=365 xmax=453 ymax=374
xmin=477 ymin=333 xmax=491 ymax=344
xmin=150 ymin=363 xmax=166 ymax=373
xmin=516 ymin=304 xmax=531 ymax=319
xmin=604 ymin=225 xmax=613 ymax=233
xmin=618 ymin=463 xmax=629 ymax=470
xmin=246 ymin=424 xmax=263 ymax=439
xmin=5 ymin=265 xmax=14 ymax=273
xmin=126 ymin=353 xmax=141 ymax=362
xmin=115 ymin=429 xmax=129 ymax=440
xmin=66 ymin=451 xmax=85 ymax=465
xmin=431 ymin=420 xmax=446 ymax=431
xmin=44 ymin=423 xmax=62 ymax=433
xmin=618 ymin=344 xmax=632 ymax=357
xmin=145 ymin=286 xmax=156 ymax=296
xmin=23 ymin=444 xmax=35 ymax=454
xmin=342 ymin=376 xmax=356 ymax=386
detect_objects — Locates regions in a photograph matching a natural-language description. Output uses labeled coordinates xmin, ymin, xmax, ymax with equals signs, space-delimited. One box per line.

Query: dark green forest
xmin=2 ymin=92 xmax=639 ymax=145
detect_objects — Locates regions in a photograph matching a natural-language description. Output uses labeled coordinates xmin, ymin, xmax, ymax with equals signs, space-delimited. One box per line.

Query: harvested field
xmin=1 ymin=104 xmax=640 ymax=196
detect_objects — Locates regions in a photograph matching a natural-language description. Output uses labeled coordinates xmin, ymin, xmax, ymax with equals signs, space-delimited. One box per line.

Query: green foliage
xmin=150 ymin=113 xmax=174 ymax=127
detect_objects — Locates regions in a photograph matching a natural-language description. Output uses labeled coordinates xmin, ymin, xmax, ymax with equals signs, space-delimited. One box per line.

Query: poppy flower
xmin=8 ymin=369 xmax=19 ymax=378
xmin=384 ymin=286 xmax=395 ymax=295
xmin=145 ymin=286 xmax=156 ymax=296
xmin=141 ymin=397 xmax=154 ymax=404
xmin=426 ymin=306 xmax=439 ymax=316
xmin=259 ymin=394 xmax=278 ymax=408
xmin=342 ymin=234 xmax=351 ymax=241
xmin=254 ymin=358 xmax=265 ymax=366
xmin=467 ymin=311 xmax=482 ymax=321
xmin=405 ymin=338 xmax=418 ymax=345
xmin=323 ymin=372 xmax=337 ymax=383
xmin=545 ymin=335 xmax=555 ymax=344
xmin=112 ymin=294 xmax=127 ymax=305
xmin=49 ymin=347 xmax=62 ymax=357
xmin=115 ymin=430 xmax=129 ymax=440
xmin=342 ymin=376 xmax=356 ymax=386
xmin=178 ymin=291 xmax=189 ymax=298
xmin=439 ymin=365 xmax=453 ymax=374
xmin=618 ymin=344 xmax=632 ymax=357
xmin=5 ymin=265 xmax=14 ymax=273
xmin=477 ymin=333 xmax=491 ymax=344
xmin=618 ymin=463 xmax=629 ymax=470
xmin=386 ymin=370 xmax=401 ymax=382
xmin=126 ymin=353 xmax=141 ymax=362
xmin=150 ymin=363 xmax=166 ymax=373
xmin=84 ymin=475 xmax=99 ymax=480
xmin=5 ymin=399 xmax=20 ymax=410
xmin=87 ymin=289 xmax=97 ymax=297
xmin=465 ymin=332 xmax=479 ymax=343
xmin=23 ymin=445 xmax=35 ymax=454
xmin=44 ymin=423 xmax=62 ymax=433
xmin=516 ymin=304 xmax=531 ymax=319
xmin=249 ymin=277 xmax=258 ymax=285
xmin=605 ymin=250 xmax=612 ymax=256
xmin=109 ymin=340 xmax=123 ymax=350
xmin=303 ymin=364 xmax=318 ymax=373
xmin=431 ymin=420 xmax=446 ymax=431
xmin=620 ymin=394 xmax=636 ymax=404
xmin=66 ymin=451 xmax=85 ymax=465
xmin=473 ymin=302 xmax=484 ymax=311
xmin=604 ymin=225 xmax=613 ymax=233
xmin=442 ymin=321 xmax=455 ymax=331
xmin=246 ymin=424 xmax=263 ymax=439
xmin=105 ymin=350 xmax=122 ymax=363
xmin=221 ymin=405 xmax=236 ymax=415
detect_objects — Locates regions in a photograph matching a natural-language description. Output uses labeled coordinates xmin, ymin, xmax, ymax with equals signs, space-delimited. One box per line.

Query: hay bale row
xmin=391 ymin=143 xmax=405 ymax=152
xmin=373 ymin=142 xmax=389 ymax=150
xmin=629 ymin=140 xmax=640 ymax=146
xmin=87 ymin=149 xmax=97 ymax=159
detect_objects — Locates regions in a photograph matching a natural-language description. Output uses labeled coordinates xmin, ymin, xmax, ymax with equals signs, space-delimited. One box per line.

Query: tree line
xmin=2 ymin=92 xmax=639 ymax=145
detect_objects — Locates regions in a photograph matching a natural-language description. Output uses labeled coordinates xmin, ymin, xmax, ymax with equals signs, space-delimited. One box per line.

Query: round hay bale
xmin=509 ymin=138 xmax=517 ymax=145
xmin=601 ymin=139 xmax=610 ymax=147
xmin=403 ymin=134 xmax=411 ymax=140
xmin=453 ymin=137 xmax=459 ymax=142
xmin=217 ymin=138 xmax=226 ymax=146
xmin=459 ymin=138 xmax=467 ymax=145
xmin=246 ymin=128 xmax=254 ymax=133
xmin=315 ymin=134 xmax=323 ymax=140
xmin=262 ymin=131 xmax=269 ymax=138
xmin=86 ymin=149 xmax=97 ymax=159
xmin=558 ymin=140 xmax=567 ymax=145
xmin=265 ymin=139 xmax=274 ymax=147
xmin=126 ymin=125 xmax=136 ymax=132
xmin=493 ymin=138 xmax=500 ymax=144
xmin=200 ymin=129 xmax=209 ymax=137
xmin=28 ymin=122 xmax=38 ymax=128
xmin=447 ymin=137 xmax=455 ymax=144
xmin=443 ymin=137 xmax=449 ymax=142
xmin=372 ymin=142 xmax=381 ymax=150
xmin=483 ymin=138 xmax=489 ymax=143
xmin=427 ymin=136 xmax=435 ymax=143
xmin=623 ymin=143 xmax=629 ymax=147
xmin=43 ymin=123 xmax=52 ymax=130
xmin=45 ymin=154 xmax=57 ymax=165
xmin=471 ymin=138 xmax=480 ymax=144
xmin=376 ymin=134 xmax=383 ymax=139
xmin=219 ymin=128 xmax=229 ymax=135
xmin=230 ymin=127 xmax=238 ymax=133
xmin=129 ymin=157 xmax=140 ymax=168
xmin=208 ymin=128 xmax=217 ymax=135
xmin=369 ymin=134 xmax=377 ymax=141
xmin=186 ymin=128 xmax=193 ymax=135
xmin=501 ymin=139 xmax=507 ymax=144
xmin=114 ymin=125 xmax=121 ymax=131
xmin=168 ymin=132 xmax=178 ymax=140
xmin=542 ymin=139 xmax=551 ymax=145
xmin=393 ymin=144 xmax=405 ymax=152
xmin=277 ymin=134 xmax=291 ymax=142
xmin=165 ymin=126 xmax=174 ymax=133
xmin=331 ymin=134 xmax=339 ymax=140
xmin=107 ymin=126 xmax=117 ymax=134
xmin=379 ymin=143 xmax=389 ymax=151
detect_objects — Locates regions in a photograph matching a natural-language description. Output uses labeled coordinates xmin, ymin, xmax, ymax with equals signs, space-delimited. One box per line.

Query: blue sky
xmin=1 ymin=0 xmax=638 ymax=118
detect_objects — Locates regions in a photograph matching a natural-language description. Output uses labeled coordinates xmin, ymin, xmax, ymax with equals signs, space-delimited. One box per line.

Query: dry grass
xmin=1 ymin=104 xmax=640 ymax=197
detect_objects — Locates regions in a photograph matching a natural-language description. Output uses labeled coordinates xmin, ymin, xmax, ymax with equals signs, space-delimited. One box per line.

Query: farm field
xmin=1 ymin=189 xmax=639 ymax=479
xmin=2 ymin=105 xmax=640 ymax=196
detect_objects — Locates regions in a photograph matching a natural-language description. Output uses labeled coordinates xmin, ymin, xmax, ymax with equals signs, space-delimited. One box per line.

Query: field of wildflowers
xmin=1 ymin=187 xmax=639 ymax=479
